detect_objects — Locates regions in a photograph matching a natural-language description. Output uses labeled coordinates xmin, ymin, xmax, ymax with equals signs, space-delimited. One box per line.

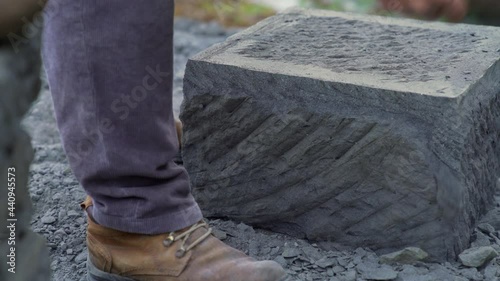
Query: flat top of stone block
xmin=192 ymin=8 xmax=500 ymax=97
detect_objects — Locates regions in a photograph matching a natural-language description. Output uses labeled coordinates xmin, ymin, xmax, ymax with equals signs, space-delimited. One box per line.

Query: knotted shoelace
xmin=162 ymin=221 xmax=213 ymax=258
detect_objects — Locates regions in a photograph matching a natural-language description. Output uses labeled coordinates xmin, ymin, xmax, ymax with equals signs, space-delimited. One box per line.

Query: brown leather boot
xmin=81 ymin=197 xmax=289 ymax=281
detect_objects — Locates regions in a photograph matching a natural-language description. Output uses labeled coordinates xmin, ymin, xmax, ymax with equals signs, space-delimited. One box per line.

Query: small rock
xmin=58 ymin=209 xmax=66 ymax=222
xmin=483 ymin=259 xmax=499 ymax=280
xmin=63 ymin=177 xmax=74 ymax=184
xmin=459 ymin=246 xmax=498 ymax=267
xmin=478 ymin=223 xmax=496 ymax=234
xmin=337 ymin=257 xmax=350 ymax=267
xmin=302 ymin=245 xmax=323 ymax=261
xmin=75 ymin=251 xmax=87 ymax=263
xmin=212 ymin=228 xmax=227 ymax=240
xmin=380 ymin=247 xmax=429 ymax=264
xmin=282 ymin=246 xmax=302 ymax=258
xmin=67 ymin=210 xmax=80 ymax=217
xmin=332 ymin=265 xmax=345 ymax=273
xmin=52 ymin=193 xmax=62 ymax=200
xmin=357 ymin=262 xmax=398 ymax=280
xmin=248 ymin=240 xmax=260 ymax=257
xmin=471 ymin=230 xmax=492 ymax=247
xmin=290 ymin=265 xmax=302 ymax=272
xmin=41 ymin=216 xmax=56 ymax=224
xmin=315 ymin=257 xmax=337 ymax=269
xmin=236 ymin=223 xmax=252 ymax=233
xmin=326 ymin=268 xmax=334 ymax=277
xmin=352 ymin=255 xmax=362 ymax=265
xmin=66 ymin=249 xmax=73 ymax=255
xmin=459 ymin=267 xmax=482 ymax=281
xmin=273 ymin=255 xmax=288 ymax=268
xmin=492 ymin=244 xmax=500 ymax=254
xmin=363 ymin=251 xmax=380 ymax=264
xmin=479 ymin=207 xmax=500 ymax=230
xmin=354 ymin=248 xmax=367 ymax=258
xmin=397 ymin=264 xmax=419 ymax=276
xmin=54 ymin=229 xmax=66 ymax=237
xmin=269 ymin=246 xmax=280 ymax=256
xmin=260 ymin=247 xmax=271 ymax=255
xmin=338 ymin=270 xmax=356 ymax=281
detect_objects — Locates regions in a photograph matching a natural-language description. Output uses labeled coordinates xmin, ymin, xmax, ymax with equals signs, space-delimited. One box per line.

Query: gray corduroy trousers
xmin=42 ymin=0 xmax=203 ymax=234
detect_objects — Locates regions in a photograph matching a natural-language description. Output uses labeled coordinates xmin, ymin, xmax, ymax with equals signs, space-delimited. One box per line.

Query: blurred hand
xmin=379 ymin=0 xmax=469 ymax=22
xmin=0 ymin=0 xmax=44 ymax=36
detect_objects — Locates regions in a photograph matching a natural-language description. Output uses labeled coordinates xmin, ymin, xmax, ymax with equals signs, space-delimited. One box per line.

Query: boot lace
xmin=162 ymin=221 xmax=212 ymax=258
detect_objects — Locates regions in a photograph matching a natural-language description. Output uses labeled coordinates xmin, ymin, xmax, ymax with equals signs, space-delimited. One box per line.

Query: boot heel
xmin=279 ymin=275 xmax=295 ymax=281
xmin=87 ymin=273 xmax=99 ymax=281
xmin=86 ymin=255 xmax=136 ymax=281
xmin=87 ymin=272 xmax=109 ymax=281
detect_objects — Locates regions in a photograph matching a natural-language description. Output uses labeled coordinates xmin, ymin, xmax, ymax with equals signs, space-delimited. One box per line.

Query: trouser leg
xmin=42 ymin=0 xmax=202 ymax=234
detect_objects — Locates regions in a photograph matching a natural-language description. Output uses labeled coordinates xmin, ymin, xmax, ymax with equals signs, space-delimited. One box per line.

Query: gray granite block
xmin=181 ymin=8 xmax=500 ymax=260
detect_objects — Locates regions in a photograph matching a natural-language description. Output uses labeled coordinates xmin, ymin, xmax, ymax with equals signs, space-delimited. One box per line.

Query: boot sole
xmin=88 ymin=255 xmax=293 ymax=281
xmin=87 ymin=256 xmax=136 ymax=281
xmin=279 ymin=276 xmax=295 ymax=281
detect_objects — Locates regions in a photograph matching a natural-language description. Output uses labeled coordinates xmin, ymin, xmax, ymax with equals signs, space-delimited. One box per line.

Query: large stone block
xmin=181 ymin=8 xmax=500 ymax=260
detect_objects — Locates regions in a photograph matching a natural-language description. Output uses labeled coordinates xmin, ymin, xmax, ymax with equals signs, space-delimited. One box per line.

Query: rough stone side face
xmin=0 ymin=35 xmax=50 ymax=280
xmin=181 ymin=8 xmax=500 ymax=260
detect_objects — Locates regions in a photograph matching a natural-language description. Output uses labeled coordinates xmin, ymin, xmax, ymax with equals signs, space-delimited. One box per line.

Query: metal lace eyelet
xmin=163 ymin=235 xmax=174 ymax=247
xmin=175 ymin=249 xmax=186 ymax=258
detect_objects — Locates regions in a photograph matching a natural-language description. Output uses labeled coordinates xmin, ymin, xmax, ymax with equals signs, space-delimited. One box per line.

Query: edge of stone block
xmin=188 ymin=8 xmax=500 ymax=99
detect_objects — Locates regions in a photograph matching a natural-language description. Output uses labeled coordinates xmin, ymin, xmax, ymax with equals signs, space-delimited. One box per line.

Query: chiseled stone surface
xmin=181 ymin=8 xmax=500 ymax=260
xmin=0 ymin=33 xmax=50 ymax=280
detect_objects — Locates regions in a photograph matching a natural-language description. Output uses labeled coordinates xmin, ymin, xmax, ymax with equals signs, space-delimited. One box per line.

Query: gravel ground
xmin=23 ymin=18 xmax=500 ymax=281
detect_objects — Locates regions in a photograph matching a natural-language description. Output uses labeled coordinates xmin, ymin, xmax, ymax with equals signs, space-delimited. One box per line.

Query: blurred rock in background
xmin=0 ymin=1 xmax=50 ymax=281
xmin=175 ymin=0 xmax=500 ymax=27
xmin=175 ymin=0 xmax=276 ymax=26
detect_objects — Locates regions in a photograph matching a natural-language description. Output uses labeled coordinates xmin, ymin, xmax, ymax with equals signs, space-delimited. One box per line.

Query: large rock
xmin=380 ymin=247 xmax=429 ymax=264
xmin=181 ymin=8 xmax=500 ymax=260
xmin=0 ymin=22 xmax=49 ymax=281
xmin=459 ymin=246 xmax=498 ymax=268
